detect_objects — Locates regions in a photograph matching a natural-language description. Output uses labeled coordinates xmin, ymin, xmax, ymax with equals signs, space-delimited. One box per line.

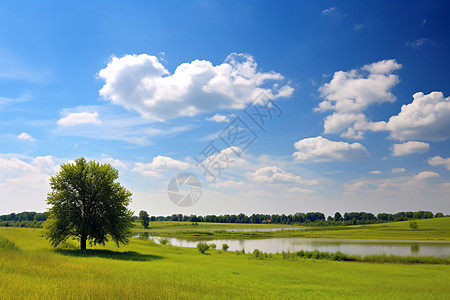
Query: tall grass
xmin=1 ymin=226 xmax=450 ymax=299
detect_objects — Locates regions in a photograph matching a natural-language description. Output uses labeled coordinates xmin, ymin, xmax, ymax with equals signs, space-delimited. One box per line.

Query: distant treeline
xmin=1 ymin=210 xmax=448 ymax=228
xmin=0 ymin=211 xmax=49 ymax=228
xmin=148 ymin=211 xmax=447 ymax=226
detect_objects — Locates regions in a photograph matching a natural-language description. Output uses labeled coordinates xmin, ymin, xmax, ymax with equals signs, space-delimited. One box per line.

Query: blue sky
xmin=1 ymin=0 xmax=449 ymax=216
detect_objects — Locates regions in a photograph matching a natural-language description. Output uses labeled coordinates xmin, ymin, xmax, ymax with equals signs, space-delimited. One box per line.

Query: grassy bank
xmin=136 ymin=217 xmax=450 ymax=241
xmin=1 ymin=226 xmax=450 ymax=299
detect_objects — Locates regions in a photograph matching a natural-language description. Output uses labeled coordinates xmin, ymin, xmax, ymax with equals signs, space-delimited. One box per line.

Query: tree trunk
xmin=80 ymin=234 xmax=87 ymax=251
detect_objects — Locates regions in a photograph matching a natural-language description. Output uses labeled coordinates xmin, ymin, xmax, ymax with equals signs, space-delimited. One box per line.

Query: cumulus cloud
xmin=133 ymin=155 xmax=190 ymax=177
xmin=413 ymin=171 xmax=439 ymax=180
xmin=370 ymin=170 xmax=382 ymax=174
xmin=98 ymin=53 xmax=293 ymax=121
xmin=17 ymin=132 xmax=35 ymax=142
xmin=378 ymin=92 xmax=450 ymax=141
xmin=293 ymin=136 xmax=368 ymax=163
xmin=58 ymin=112 xmax=101 ymax=126
xmin=247 ymin=166 xmax=317 ymax=185
xmin=391 ymin=141 xmax=430 ymax=156
xmin=346 ymin=171 xmax=439 ymax=193
xmin=100 ymin=154 xmax=127 ymax=169
xmin=206 ymin=113 xmax=229 ymax=123
xmin=317 ymin=59 xmax=401 ymax=138
xmin=428 ymin=156 xmax=450 ymax=170
xmin=392 ymin=168 xmax=406 ymax=173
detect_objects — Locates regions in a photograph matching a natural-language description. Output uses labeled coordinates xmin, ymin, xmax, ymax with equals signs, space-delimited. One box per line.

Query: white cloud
xmin=98 ymin=53 xmax=293 ymax=121
xmin=210 ymin=180 xmax=246 ymax=189
xmin=413 ymin=171 xmax=439 ymax=180
xmin=370 ymin=170 xmax=382 ymax=174
xmin=406 ymin=38 xmax=432 ymax=48
xmin=287 ymin=187 xmax=314 ymax=194
xmin=100 ymin=154 xmax=127 ymax=169
xmin=318 ymin=59 xmax=401 ymax=113
xmin=346 ymin=171 xmax=439 ymax=193
xmin=17 ymin=132 xmax=35 ymax=142
xmin=206 ymin=113 xmax=229 ymax=123
xmin=354 ymin=24 xmax=364 ymax=31
xmin=391 ymin=141 xmax=430 ymax=156
xmin=316 ymin=59 xmax=401 ymax=138
xmin=133 ymin=155 xmax=190 ymax=177
xmin=0 ymin=92 xmax=32 ymax=105
xmin=379 ymin=92 xmax=450 ymax=141
xmin=322 ymin=7 xmax=339 ymax=16
xmin=0 ymin=155 xmax=59 ymax=213
xmin=428 ymin=156 xmax=450 ymax=170
xmin=392 ymin=168 xmax=406 ymax=173
xmin=57 ymin=112 xmax=101 ymax=126
xmin=247 ymin=166 xmax=318 ymax=185
xmin=293 ymin=136 xmax=368 ymax=163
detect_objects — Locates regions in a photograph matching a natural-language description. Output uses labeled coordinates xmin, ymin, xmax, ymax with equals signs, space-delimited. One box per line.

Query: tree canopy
xmin=44 ymin=157 xmax=133 ymax=250
xmin=139 ymin=210 xmax=150 ymax=229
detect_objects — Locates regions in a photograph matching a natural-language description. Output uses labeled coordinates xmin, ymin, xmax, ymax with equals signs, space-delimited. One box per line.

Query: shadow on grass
xmin=55 ymin=249 xmax=164 ymax=261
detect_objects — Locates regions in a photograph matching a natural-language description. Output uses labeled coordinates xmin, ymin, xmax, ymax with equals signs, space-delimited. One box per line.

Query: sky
xmin=1 ymin=0 xmax=449 ymax=217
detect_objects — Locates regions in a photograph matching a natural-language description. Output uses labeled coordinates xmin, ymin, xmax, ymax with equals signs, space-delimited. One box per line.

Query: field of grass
xmin=1 ymin=221 xmax=450 ymax=299
xmin=139 ymin=217 xmax=450 ymax=241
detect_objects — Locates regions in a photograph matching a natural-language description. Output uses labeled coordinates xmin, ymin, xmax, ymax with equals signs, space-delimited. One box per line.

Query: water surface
xmin=136 ymin=234 xmax=450 ymax=257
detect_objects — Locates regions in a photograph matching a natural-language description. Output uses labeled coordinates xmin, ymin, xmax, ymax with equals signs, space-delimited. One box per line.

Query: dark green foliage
xmin=196 ymin=242 xmax=210 ymax=254
xmin=409 ymin=221 xmax=419 ymax=230
xmin=222 ymin=243 xmax=229 ymax=251
xmin=145 ymin=210 xmax=438 ymax=226
xmin=44 ymin=157 xmax=133 ymax=250
xmin=139 ymin=210 xmax=150 ymax=229
xmin=210 ymin=243 xmax=216 ymax=249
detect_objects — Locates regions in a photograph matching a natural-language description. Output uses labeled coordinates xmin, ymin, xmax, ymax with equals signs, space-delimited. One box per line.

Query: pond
xmin=135 ymin=234 xmax=450 ymax=257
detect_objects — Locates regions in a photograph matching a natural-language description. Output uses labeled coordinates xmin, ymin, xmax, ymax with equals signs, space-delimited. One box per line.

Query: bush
xmin=210 ymin=243 xmax=216 ymax=249
xmin=253 ymin=249 xmax=262 ymax=259
xmin=197 ymin=242 xmax=210 ymax=254
xmin=222 ymin=243 xmax=229 ymax=251
xmin=159 ymin=238 xmax=171 ymax=245
xmin=409 ymin=221 xmax=419 ymax=230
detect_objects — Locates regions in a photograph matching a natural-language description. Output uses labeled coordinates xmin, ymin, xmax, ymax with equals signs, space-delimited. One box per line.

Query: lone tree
xmin=139 ymin=210 xmax=150 ymax=229
xmin=44 ymin=157 xmax=133 ymax=250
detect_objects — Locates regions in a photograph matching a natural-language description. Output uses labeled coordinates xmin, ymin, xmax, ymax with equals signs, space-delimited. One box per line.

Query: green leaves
xmin=44 ymin=157 xmax=133 ymax=250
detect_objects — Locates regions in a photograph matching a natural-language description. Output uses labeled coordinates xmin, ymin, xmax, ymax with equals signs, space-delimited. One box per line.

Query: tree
xmin=196 ymin=242 xmax=210 ymax=254
xmin=44 ymin=157 xmax=133 ymax=250
xmin=139 ymin=210 xmax=150 ymax=229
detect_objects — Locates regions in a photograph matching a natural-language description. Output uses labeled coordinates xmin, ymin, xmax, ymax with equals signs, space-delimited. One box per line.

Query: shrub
xmin=197 ymin=242 xmax=210 ymax=254
xmin=159 ymin=238 xmax=171 ymax=245
xmin=222 ymin=243 xmax=229 ymax=251
xmin=409 ymin=221 xmax=419 ymax=230
xmin=253 ymin=249 xmax=262 ymax=259
xmin=210 ymin=243 xmax=216 ymax=249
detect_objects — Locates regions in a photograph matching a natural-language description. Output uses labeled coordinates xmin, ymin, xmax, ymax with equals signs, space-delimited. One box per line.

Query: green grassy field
xmin=140 ymin=217 xmax=450 ymax=241
xmin=1 ymin=218 xmax=450 ymax=299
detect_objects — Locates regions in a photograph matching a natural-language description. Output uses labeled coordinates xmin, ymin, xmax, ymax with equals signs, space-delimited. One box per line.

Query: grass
xmin=137 ymin=217 xmax=450 ymax=241
xmin=1 ymin=219 xmax=450 ymax=299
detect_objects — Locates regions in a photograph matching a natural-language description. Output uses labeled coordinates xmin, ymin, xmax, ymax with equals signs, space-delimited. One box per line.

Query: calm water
xmin=135 ymin=234 xmax=450 ymax=257
xmin=214 ymin=227 xmax=303 ymax=232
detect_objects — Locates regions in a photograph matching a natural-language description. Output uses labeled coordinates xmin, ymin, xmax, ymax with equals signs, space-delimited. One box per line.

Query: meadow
xmin=1 ymin=218 xmax=449 ymax=299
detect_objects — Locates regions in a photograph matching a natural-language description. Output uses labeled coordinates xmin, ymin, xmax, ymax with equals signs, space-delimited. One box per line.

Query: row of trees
xmin=0 ymin=211 xmax=49 ymax=222
xmin=148 ymin=211 xmax=446 ymax=226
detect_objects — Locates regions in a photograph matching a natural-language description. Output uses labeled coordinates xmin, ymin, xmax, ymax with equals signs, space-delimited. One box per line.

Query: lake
xmin=135 ymin=234 xmax=450 ymax=257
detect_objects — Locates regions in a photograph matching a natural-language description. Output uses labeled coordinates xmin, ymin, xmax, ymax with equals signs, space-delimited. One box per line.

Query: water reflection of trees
xmin=410 ymin=244 xmax=420 ymax=255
